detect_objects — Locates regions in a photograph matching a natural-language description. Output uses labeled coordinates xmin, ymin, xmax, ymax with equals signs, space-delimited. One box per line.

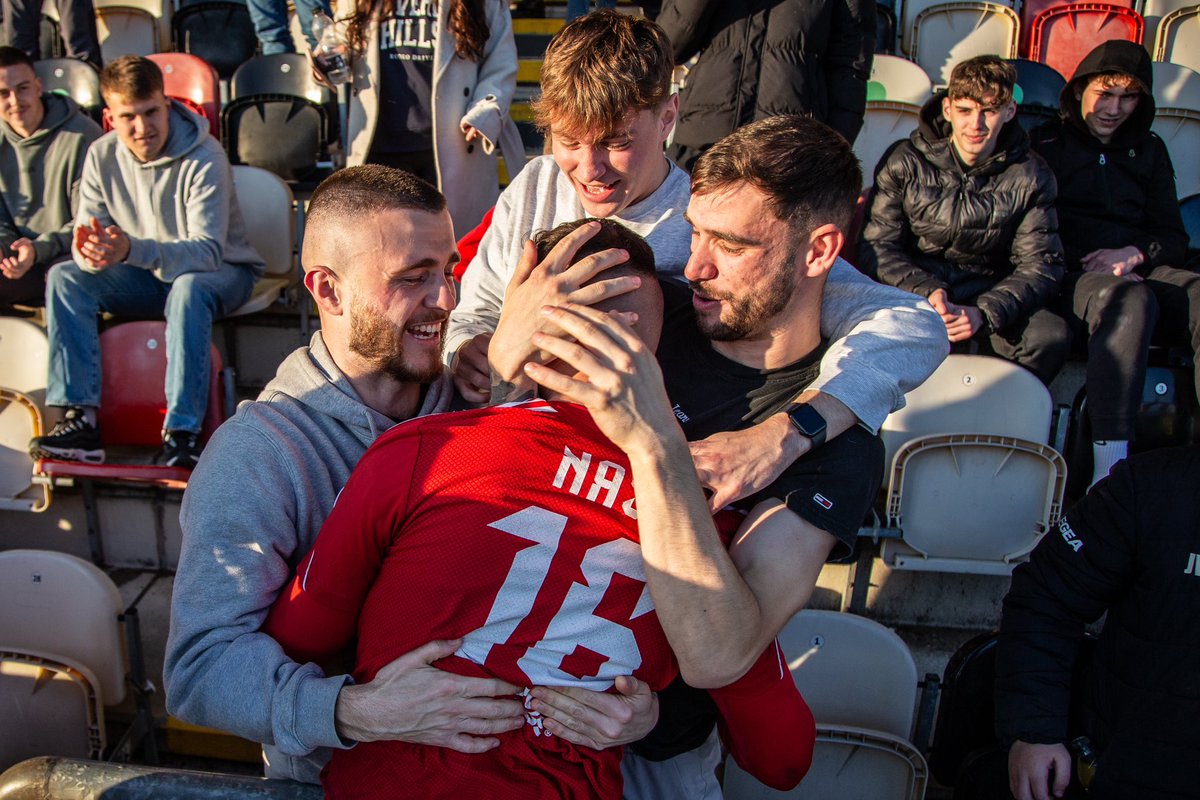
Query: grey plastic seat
xmin=854 ymin=101 xmax=921 ymax=187
xmin=868 ymin=55 xmax=934 ymax=104
xmin=1153 ymin=61 xmax=1200 ymax=113
xmin=1142 ymin=0 xmax=1198 ymax=57
xmin=901 ymin=0 xmax=1015 ymax=54
xmin=1155 ymin=6 xmax=1200 ymax=74
xmin=1152 ymin=109 xmax=1200 ymax=198
xmin=912 ymin=2 xmax=1020 ymax=85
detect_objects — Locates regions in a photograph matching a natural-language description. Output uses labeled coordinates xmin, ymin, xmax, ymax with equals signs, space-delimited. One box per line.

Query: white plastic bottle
xmin=312 ymin=9 xmax=351 ymax=86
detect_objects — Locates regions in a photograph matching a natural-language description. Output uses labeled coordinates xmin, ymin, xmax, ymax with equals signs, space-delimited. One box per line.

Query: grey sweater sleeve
xmin=813 ymin=259 xmax=949 ymax=432
xmin=165 ymin=419 xmax=351 ymax=758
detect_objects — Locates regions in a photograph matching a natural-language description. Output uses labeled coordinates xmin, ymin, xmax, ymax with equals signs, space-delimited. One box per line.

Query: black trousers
xmin=971 ymin=306 xmax=1073 ymax=387
xmin=1057 ymin=266 xmax=1200 ymax=440
xmin=1 ymin=0 xmax=100 ymax=66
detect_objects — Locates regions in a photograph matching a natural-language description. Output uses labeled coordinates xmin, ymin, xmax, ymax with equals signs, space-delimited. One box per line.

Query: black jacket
xmin=856 ymin=92 xmax=1064 ymax=333
xmin=656 ymin=0 xmax=874 ymax=151
xmin=1030 ymin=41 xmax=1189 ymax=271
xmin=995 ymin=446 xmax=1200 ymax=800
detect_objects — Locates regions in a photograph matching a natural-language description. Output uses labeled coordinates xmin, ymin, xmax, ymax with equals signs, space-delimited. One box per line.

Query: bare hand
xmin=73 ymin=217 xmax=129 ymax=270
xmin=1009 ymin=740 xmax=1072 ymax=800
xmin=334 ymin=638 xmax=525 ymax=751
xmin=529 ymin=675 xmax=658 ymax=750
xmin=690 ymin=415 xmax=802 ymax=512
xmin=524 ymin=302 xmax=677 ymax=455
xmin=462 ymin=123 xmax=481 ymax=143
xmin=452 ymin=333 xmax=493 ymax=404
xmin=1081 ymin=246 xmax=1143 ymax=279
xmin=488 ymin=222 xmax=639 ymax=403
xmin=928 ymin=289 xmax=983 ymax=342
xmin=0 ymin=237 xmax=35 ymax=279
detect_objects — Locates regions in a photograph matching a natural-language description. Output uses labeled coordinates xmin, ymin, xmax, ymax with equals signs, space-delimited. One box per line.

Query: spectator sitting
xmin=1031 ymin=41 xmax=1200 ymax=486
xmin=0 ymin=45 xmax=101 ymax=312
xmin=28 ymin=55 xmax=264 ymax=469
xmin=857 ymin=55 xmax=1070 ymax=387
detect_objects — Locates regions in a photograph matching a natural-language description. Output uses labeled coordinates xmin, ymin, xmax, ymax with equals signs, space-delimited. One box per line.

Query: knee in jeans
xmin=165 ymin=273 xmax=218 ymax=317
xmin=46 ymin=260 xmax=87 ymax=294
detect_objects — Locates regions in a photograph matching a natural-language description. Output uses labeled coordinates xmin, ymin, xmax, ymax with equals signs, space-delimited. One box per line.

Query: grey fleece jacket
xmin=73 ymin=100 xmax=264 ymax=282
xmin=0 ymin=93 xmax=101 ymax=266
xmin=165 ymin=333 xmax=453 ymax=784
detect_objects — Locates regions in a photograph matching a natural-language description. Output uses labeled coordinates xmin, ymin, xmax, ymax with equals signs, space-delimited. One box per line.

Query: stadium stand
xmin=1154 ymin=5 xmax=1200 ymax=74
xmin=171 ymin=0 xmax=257 ymax=82
xmin=147 ymin=52 xmax=219 ymax=138
xmin=868 ymin=54 xmax=935 ymax=103
xmin=0 ymin=318 xmax=50 ymax=512
xmin=723 ymin=610 xmax=929 ymax=800
xmin=853 ymin=101 xmax=921 ymax=187
xmin=33 ymin=57 xmax=103 ymax=122
xmin=911 ymin=2 xmax=1019 ymax=85
xmin=1030 ymin=3 xmax=1145 ymax=79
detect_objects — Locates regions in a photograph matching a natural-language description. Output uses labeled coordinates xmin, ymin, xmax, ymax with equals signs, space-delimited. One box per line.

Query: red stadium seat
xmin=148 ymin=53 xmax=220 ymax=140
xmin=1019 ymin=0 xmax=1137 ymax=55
xmin=1030 ymin=3 xmax=1144 ymax=80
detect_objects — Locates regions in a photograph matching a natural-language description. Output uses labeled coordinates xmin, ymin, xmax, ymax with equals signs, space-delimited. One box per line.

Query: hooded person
xmin=1031 ymin=40 xmax=1200 ymax=488
xmin=858 ymin=54 xmax=1069 ymax=387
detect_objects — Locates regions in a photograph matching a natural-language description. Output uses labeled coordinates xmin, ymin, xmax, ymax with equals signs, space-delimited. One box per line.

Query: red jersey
xmin=265 ymin=401 xmax=813 ymax=799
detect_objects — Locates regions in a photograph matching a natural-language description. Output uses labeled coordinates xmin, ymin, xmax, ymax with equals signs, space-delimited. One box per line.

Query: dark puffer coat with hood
xmin=856 ymin=91 xmax=1064 ymax=334
xmin=1030 ymin=41 xmax=1188 ymax=271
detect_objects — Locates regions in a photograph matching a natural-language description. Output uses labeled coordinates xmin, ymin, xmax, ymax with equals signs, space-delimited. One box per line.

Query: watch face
xmin=789 ymin=404 xmax=826 ymax=436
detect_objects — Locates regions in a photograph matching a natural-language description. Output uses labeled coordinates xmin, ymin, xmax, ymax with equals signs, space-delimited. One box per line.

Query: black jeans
xmin=2 ymin=0 xmax=100 ymax=66
xmin=972 ymin=306 xmax=1073 ymax=387
xmin=1057 ymin=266 xmax=1200 ymax=440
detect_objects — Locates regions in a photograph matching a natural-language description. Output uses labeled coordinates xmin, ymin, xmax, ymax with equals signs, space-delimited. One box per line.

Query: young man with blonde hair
xmin=859 ymin=54 xmax=1070 ymax=386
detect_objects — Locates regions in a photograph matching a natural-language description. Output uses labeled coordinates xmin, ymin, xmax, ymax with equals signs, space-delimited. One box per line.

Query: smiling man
xmin=28 ymin=55 xmax=263 ymax=469
xmin=0 ymin=46 xmax=100 ymax=310
xmin=1030 ymin=41 xmax=1200 ymax=487
xmin=858 ymin=55 xmax=1070 ymax=386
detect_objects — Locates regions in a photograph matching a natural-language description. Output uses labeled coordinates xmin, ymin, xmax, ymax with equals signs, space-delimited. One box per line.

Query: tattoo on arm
xmin=490 ymin=371 xmax=536 ymax=405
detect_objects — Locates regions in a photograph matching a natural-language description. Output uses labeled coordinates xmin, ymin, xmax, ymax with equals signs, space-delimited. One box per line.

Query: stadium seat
xmin=93 ymin=0 xmax=166 ymax=61
xmin=867 ymin=54 xmax=934 ymax=104
xmin=912 ymin=2 xmax=1019 ymax=85
xmin=1153 ymin=5 xmax=1200 ymax=75
xmin=33 ymin=58 xmax=102 ymax=122
xmin=1030 ymin=3 xmax=1145 ymax=80
xmin=854 ymin=101 xmax=921 ymax=187
xmin=0 ymin=319 xmax=50 ymax=512
xmin=1142 ymin=0 xmax=1197 ymax=57
xmin=1151 ymin=109 xmax=1200 ymax=198
xmin=222 ymin=94 xmax=326 ymax=182
xmin=878 ymin=2 xmax=898 ymax=53
xmin=874 ymin=354 xmax=1067 ymax=575
xmin=147 ymin=52 xmax=220 ymax=139
xmin=0 ymin=550 xmax=129 ymax=769
xmin=1007 ymin=58 xmax=1066 ymax=131
xmin=723 ymin=610 xmax=928 ymax=800
xmin=226 ymin=165 xmax=298 ymax=317
xmin=900 ymin=0 xmax=1015 ymax=55
xmin=1181 ymin=194 xmax=1200 ymax=250
xmin=229 ymin=53 xmax=338 ymax=146
xmin=1153 ymin=61 xmax=1200 ymax=112
xmin=34 ymin=321 xmax=227 ymax=490
xmin=1019 ymin=0 xmax=1138 ymax=55
xmin=172 ymin=1 xmax=258 ymax=82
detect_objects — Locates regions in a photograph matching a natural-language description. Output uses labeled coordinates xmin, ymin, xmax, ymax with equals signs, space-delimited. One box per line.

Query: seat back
xmin=1153 ymin=61 xmax=1200 ymax=113
xmin=0 ymin=550 xmax=126 ymax=703
xmin=232 ymin=165 xmax=295 ymax=280
xmin=1151 ymin=109 xmax=1200 ymax=198
xmin=901 ymin=0 xmax=1016 ymax=54
xmin=95 ymin=7 xmax=159 ymax=60
xmin=1142 ymin=0 xmax=1196 ymax=57
xmin=928 ymin=631 xmax=998 ymax=787
xmin=230 ymin=53 xmax=331 ymax=106
xmin=867 ymin=54 xmax=934 ymax=104
xmin=33 ymin=59 xmax=102 ymax=121
xmin=878 ymin=3 xmax=898 ymax=53
xmin=222 ymin=95 xmax=326 ymax=182
xmin=912 ymin=2 xmax=1020 ymax=85
xmin=173 ymin=1 xmax=259 ymax=81
xmin=1019 ymin=0 xmax=1137 ymax=55
xmin=1031 ymin=3 xmax=1144 ymax=80
xmin=96 ymin=321 xmax=225 ymax=446
xmin=0 ymin=318 xmax=49 ymax=404
xmin=1009 ymin=58 xmax=1066 ymax=112
xmin=1181 ymin=193 xmax=1200 ymax=250
xmin=854 ymin=101 xmax=921 ymax=187
xmin=1155 ymin=7 xmax=1200 ymax=78
xmin=0 ymin=389 xmax=49 ymax=512
xmin=148 ymin=52 xmax=220 ymax=138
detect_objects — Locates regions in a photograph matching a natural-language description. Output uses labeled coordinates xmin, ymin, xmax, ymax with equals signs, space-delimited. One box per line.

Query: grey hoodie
xmin=165 ymin=333 xmax=452 ymax=783
xmin=73 ymin=100 xmax=264 ymax=282
xmin=0 ymin=93 xmax=101 ymax=266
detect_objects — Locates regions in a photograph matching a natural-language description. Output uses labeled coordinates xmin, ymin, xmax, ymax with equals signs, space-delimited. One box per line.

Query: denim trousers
xmin=45 ymin=261 xmax=255 ymax=433
xmin=566 ymin=0 xmax=615 ymax=21
xmin=246 ymin=0 xmax=331 ymax=54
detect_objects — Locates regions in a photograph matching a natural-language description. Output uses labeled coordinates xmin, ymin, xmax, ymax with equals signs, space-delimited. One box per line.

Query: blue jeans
xmin=566 ymin=0 xmax=615 ymax=20
xmin=45 ymin=261 xmax=255 ymax=433
xmin=245 ymin=0 xmax=331 ymax=54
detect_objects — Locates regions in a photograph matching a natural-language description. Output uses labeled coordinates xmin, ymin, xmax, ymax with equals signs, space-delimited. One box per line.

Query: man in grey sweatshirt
xmin=0 ymin=46 xmax=101 ymax=309
xmin=29 ymin=56 xmax=264 ymax=469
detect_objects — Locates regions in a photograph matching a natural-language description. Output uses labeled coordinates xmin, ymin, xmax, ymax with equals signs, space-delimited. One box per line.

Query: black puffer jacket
xmin=1030 ymin=41 xmax=1188 ymax=271
xmin=656 ymin=0 xmax=874 ymax=152
xmin=856 ymin=92 xmax=1064 ymax=333
xmin=996 ymin=446 xmax=1200 ymax=800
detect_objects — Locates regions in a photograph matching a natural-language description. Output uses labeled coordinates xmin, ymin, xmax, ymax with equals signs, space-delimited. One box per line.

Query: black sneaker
xmin=29 ymin=407 xmax=105 ymax=463
xmin=159 ymin=429 xmax=202 ymax=470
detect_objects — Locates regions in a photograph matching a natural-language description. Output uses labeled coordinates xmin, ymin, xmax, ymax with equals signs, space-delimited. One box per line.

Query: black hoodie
xmin=1030 ymin=41 xmax=1189 ymax=271
xmin=856 ymin=90 xmax=1064 ymax=333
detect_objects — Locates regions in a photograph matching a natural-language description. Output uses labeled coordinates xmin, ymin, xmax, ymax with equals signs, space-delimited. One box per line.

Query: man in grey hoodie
xmin=0 ymin=46 xmax=101 ymax=309
xmin=28 ymin=55 xmax=264 ymax=469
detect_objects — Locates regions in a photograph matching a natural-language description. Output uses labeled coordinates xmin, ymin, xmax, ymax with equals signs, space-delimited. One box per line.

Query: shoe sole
xmin=30 ymin=444 xmax=106 ymax=464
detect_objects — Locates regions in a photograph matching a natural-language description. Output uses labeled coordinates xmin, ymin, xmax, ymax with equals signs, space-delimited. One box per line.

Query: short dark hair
xmin=306 ymin=165 xmax=447 ymax=231
xmin=532 ymin=219 xmax=656 ymax=278
xmin=947 ymin=55 xmax=1017 ymax=105
xmin=691 ymin=115 xmax=861 ymax=235
xmin=99 ymin=55 xmax=163 ymax=101
xmin=0 ymin=46 xmax=36 ymax=71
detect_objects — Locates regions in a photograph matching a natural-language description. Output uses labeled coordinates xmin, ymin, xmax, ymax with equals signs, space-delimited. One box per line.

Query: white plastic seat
xmin=1154 ymin=7 xmax=1200 ymax=79
xmin=227 ymin=165 xmax=298 ymax=317
xmin=855 ymin=101 xmax=921 ymax=187
xmin=1152 ymin=108 xmax=1200 ymax=198
xmin=0 ymin=319 xmax=50 ymax=512
xmin=0 ymin=317 xmax=49 ymax=405
xmin=723 ymin=610 xmax=927 ymax=800
xmin=1142 ymin=0 xmax=1197 ymax=57
xmin=94 ymin=0 xmax=169 ymax=54
xmin=868 ymin=55 xmax=935 ymax=104
xmin=901 ymin=0 xmax=1015 ymax=54
xmin=912 ymin=2 xmax=1020 ymax=86
xmin=0 ymin=550 xmax=127 ymax=769
xmin=1152 ymin=61 xmax=1200 ymax=112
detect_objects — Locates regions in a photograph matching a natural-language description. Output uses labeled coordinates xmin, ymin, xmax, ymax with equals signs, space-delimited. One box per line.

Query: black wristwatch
xmin=785 ymin=403 xmax=827 ymax=450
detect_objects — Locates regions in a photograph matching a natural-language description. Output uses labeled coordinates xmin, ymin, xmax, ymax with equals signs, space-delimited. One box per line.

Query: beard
xmin=689 ymin=243 xmax=798 ymax=341
xmin=348 ymin=296 xmax=447 ymax=384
